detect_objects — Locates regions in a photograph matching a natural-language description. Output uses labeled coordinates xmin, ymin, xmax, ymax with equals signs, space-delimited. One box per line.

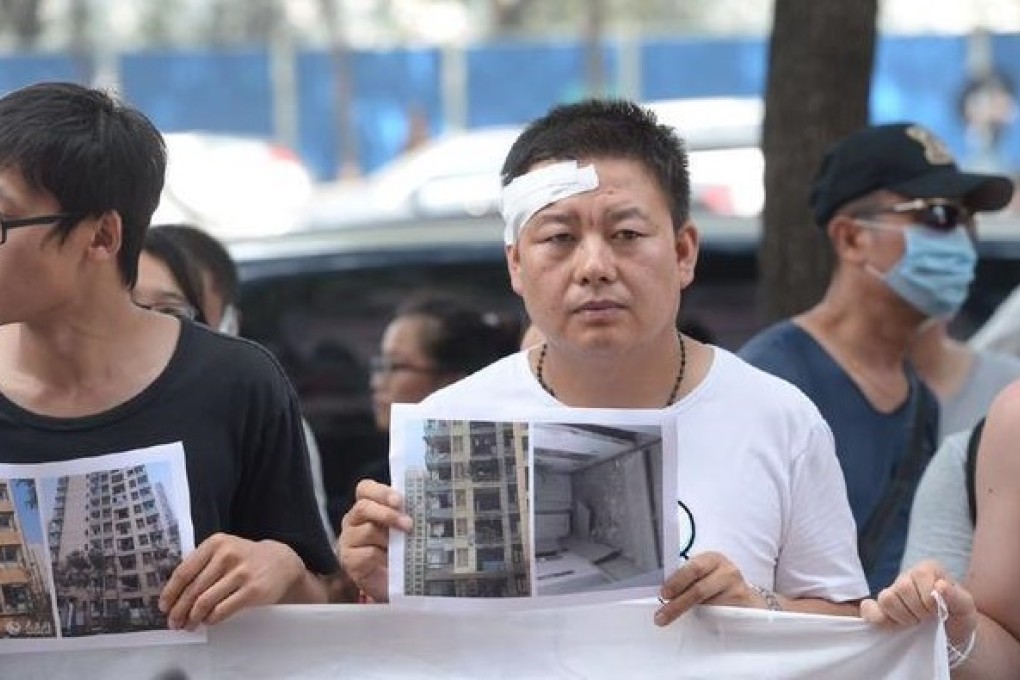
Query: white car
xmin=301 ymin=97 xmax=764 ymax=231
xmin=302 ymin=126 xmax=521 ymax=230
xmin=153 ymin=132 xmax=315 ymax=240
xmin=647 ymin=97 xmax=764 ymax=217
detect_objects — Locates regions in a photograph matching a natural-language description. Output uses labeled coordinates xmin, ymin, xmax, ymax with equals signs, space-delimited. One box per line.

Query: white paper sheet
xmin=0 ymin=443 xmax=205 ymax=653
xmin=388 ymin=404 xmax=679 ymax=610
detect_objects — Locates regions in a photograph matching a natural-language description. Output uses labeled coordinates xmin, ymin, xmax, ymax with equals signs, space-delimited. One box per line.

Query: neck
xmin=909 ymin=323 xmax=973 ymax=400
xmin=798 ymin=285 xmax=923 ymax=412
xmin=532 ymin=331 xmax=689 ymax=408
xmin=0 ymin=296 xmax=179 ymax=416
xmin=805 ymin=282 xmax=923 ymax=369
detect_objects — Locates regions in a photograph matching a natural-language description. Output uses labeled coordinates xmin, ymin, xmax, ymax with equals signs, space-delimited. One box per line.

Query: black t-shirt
xmin=0 ymin=320 xmax=338 ymax=575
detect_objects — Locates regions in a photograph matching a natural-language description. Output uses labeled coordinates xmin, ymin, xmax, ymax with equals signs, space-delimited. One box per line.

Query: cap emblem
xmin=905 ymin=125 xmax=954 ymax=165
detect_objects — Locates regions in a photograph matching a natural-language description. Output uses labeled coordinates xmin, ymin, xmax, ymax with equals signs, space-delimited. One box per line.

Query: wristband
xmin=748 ymin=583 xmax=782 ymax=611
xmin=948 ymin=628 xmax=976 ymax=669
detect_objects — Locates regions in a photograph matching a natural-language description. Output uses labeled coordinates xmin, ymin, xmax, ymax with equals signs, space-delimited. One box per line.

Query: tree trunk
xmin=320 ymin=0 xmax=361 ymax=179
xmin=583 ymin=0 xmax=606 ymax=97
xmin=760 ymin=0 xmax=878 ymax=321
xmin=487 ymin=0 xmax=538 ymax=36
xmin=0 ymin=0 xmax=43 ymax=47
xmin=67 ymin=0 xmax=94 ymax=84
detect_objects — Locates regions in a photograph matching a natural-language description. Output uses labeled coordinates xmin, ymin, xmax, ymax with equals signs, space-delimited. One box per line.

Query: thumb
xmin=932 ymin=578 xmax=978 ymax=646
xmin=933 ymin=579 xmax=975 ymax=620
xmin=934 ymin=579 xmax=975 ymax=623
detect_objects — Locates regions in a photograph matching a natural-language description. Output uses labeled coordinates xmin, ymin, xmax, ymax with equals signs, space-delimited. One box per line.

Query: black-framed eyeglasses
xmin=369 ymin=355 xmax=437 ymax=376
xmin=856 ymin=199 xmax=970 ymax=231
xmin=0 ymin=213 xmax=71 ymax=244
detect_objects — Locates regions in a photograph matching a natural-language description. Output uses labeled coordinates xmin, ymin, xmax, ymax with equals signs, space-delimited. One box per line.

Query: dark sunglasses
xmin=858 ymin=199 xmax=971 ymax=231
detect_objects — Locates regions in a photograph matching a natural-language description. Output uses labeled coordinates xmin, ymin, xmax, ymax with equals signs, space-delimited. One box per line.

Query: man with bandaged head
xmin=338 ymin=99 xmax=866 ymax=621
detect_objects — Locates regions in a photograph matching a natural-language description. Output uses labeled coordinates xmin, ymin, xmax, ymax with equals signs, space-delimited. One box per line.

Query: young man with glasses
xmin=740 ymin=123 xmax=1013 ymax=596
xmin=0 ymin=82 xmax=344 ymax=628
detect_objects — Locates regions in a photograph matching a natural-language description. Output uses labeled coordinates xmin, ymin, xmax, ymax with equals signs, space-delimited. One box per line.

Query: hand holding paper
xmin=654 ymin=551 xmax=760 ymax=626
xmin=338 ymin=479 xmax=413 ymax=603
xmin=159 ymin=533 xmax=308 ymax=630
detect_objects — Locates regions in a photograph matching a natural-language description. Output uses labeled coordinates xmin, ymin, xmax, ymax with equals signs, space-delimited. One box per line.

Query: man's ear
xmin=86 ymin=211 xmax=124 ymax=263
xmin=674 ymin=220 xmax=700 ymax=289
xmin=506 ymin=242 xmax=525 ymax=297
xmin=827 ymin=214 xmax=869 ymax=264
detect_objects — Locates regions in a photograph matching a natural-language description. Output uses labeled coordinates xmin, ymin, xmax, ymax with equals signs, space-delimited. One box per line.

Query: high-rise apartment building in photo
xmin=404 ymin=420 xmax=531 ymax=597
xmin=48 ymin=466 xmax=181 ymax=634
xmin=0 ymin=479 xmax=53 ymax=638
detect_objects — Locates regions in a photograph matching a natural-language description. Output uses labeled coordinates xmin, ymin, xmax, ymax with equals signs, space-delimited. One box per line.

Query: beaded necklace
xmin=535 ymin=333 xmax=687 ymax=407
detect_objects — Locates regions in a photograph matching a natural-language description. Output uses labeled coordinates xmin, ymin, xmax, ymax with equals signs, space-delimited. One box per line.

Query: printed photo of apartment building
xmin=404 ymin=419 xmax=531 ymax=597
xmin=0 ymin=478 xmax=56 ymax=638
xmin=46 ymin=464 xmax=182 ymax=636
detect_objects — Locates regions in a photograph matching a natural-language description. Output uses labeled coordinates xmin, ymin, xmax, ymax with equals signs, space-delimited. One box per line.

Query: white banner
xmin=5 ymin=601 xmax=947 ymax=679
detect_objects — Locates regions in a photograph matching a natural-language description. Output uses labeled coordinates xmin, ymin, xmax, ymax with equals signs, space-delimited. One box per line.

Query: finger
xmin=337 ymin=522 xmax=391 ymax=583
xmin=887 ymin=572 xmax=933 ymax=624
xmin=873 ymin=586 xmax=917 ymax=626
xmin=660 ymin=552 xmax=720 ymax=600
xmin=935 ymin=579 xmax=975 ymax=617
xmin=159 ymin=537 xmax=218 ymax=615
xmin=893 ymin=588 xmax=928 ymax=624
xmin=343 ymin=496 xmax=412 ymax=533
xmin=860 ymin=598 xmax=891 ymax=625
xmin=655 ymin=559 xmax=730 ymax=626
xmin=933 ymin=579 xmax=978 ymax=644
xmin=355 ymin=479 xmax=405 ymax=509
xmin=338 ymin=519 xmax=390 ymax=554
xmin=901 ymin=568 xmax=941 ymax=622
xmin=910 ymin=568 xmax=941 ymax=616
xmin=185 ymin=568 xmax=246 ymax=630
xmin=168 ymin=554 xmax=229 ymax=630
xmin=203 ymin=583 xmax=256 ymax=627
xmin=339 ymin=544 xmax=388 ymax=583
xmin=655 ymin=574 xmax=728 ymax=626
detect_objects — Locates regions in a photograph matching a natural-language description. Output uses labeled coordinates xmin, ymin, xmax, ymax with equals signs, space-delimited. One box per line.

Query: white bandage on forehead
xmin=500 ymin=161 xmax=599 ymax=245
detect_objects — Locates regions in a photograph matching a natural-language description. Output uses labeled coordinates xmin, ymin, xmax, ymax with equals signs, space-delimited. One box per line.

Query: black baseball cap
xmin=810 ymin=122 xmax=1014 ymax=227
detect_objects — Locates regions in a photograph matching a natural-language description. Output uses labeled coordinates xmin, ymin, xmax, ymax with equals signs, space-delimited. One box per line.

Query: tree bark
xmin=319 ymin=0 xmax=361 ymax=179
xmin=583 ymin=0 xmax=606 ymax=97
xmin=760 ymin=0 xmax=878 ymax=321
xmin=487 ymin=0 xmax=538 ymax=36
xmin=0 ymin=0 xmax=43 ymax=47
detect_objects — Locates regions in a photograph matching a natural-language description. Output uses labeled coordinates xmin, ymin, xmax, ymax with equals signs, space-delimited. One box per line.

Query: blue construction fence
xmin=3 ymin=33 xmax=1020 ymax=181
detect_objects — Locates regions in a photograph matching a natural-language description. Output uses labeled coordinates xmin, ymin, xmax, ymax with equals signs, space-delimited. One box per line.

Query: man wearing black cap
xmin=740 ymin=122 xmax=1013 ymax=594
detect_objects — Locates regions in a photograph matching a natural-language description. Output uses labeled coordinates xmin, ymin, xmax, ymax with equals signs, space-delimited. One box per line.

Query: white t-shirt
xmin=422 ymin=347 xmax=868 ymax=602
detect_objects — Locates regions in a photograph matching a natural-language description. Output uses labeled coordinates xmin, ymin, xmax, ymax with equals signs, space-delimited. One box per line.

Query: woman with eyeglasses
xmin=371 ymin=293 xmax=521 ymax=432
xmin=132 ymin=228 xmax=207 ymax=324
xmin=328 ymin=293 xmax=520 ymax=522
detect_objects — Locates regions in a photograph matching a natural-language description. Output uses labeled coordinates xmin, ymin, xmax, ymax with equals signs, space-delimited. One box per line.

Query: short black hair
xmin=501 ymin=99 xmax=691 ymax=228
xmin=394 ymin=292 xmax=521 ymax=376
xmin=154 ymin=223 xmax=238 ymax=304
xmin=141 ymin=229 xmax=207 ymax=324
xmin=0 ymin=82 xmax=166 ymax=287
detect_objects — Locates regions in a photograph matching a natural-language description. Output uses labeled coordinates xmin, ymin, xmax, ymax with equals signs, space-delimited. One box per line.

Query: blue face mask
xmin=869 ymin=225 xmax=977 ymax=318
